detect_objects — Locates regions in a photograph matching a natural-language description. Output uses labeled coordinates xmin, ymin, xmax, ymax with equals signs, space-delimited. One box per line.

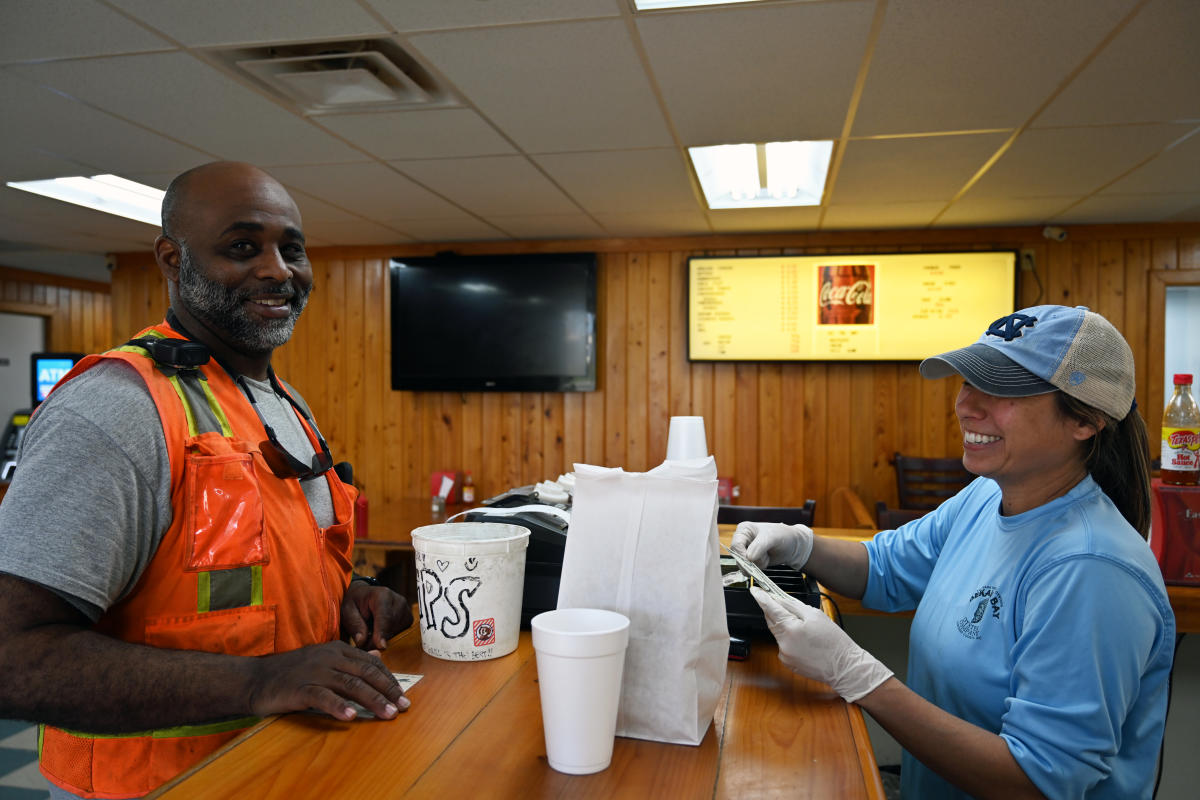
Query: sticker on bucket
xmin=411 ymin=522 xmax=530 ymax=661
xmin=473 ymin=618 xmax=496 ymax=646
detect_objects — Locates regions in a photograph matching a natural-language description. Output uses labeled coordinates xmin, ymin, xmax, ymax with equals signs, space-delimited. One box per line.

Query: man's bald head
xmin=160 ymin=161 xmax=295 ymax=241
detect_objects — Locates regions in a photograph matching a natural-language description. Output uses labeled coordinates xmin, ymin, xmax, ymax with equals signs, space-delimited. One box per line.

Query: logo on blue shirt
xmin=956 ymin=585 xmax=1003 ymax=640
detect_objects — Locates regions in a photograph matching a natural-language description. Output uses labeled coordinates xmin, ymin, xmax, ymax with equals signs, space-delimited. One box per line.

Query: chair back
xmin=875 ymin=502 xmax=927 ymax=530
xmin=892 ymin=452 xmax=973 ymax=510
xmin=717 ymin=500 xmax=816 ymax=527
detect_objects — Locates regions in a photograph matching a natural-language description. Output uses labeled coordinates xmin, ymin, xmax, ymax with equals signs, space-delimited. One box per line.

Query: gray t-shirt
xmin=0 ymin=358 xmax=333 ymax=622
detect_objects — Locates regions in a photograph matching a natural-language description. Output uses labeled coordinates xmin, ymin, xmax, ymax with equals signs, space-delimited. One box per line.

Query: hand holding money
xmin=750 ymin=586 xmax=893 ymax=703
xmin=730 ymin=521 xmax=814 ymax=570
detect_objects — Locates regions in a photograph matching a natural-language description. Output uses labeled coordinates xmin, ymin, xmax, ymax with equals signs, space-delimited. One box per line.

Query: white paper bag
xmin=556 ymin=457 xmax=729 ymax=745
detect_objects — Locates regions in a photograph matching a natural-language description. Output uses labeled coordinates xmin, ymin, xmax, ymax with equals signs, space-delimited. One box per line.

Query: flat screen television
xmin=688 ymin=251 xmax=1017 ymax=361
xmin=31 ymin=352 xmax=84 ymax=407
xmin=390 ymin=252 xmax=597 ymax=392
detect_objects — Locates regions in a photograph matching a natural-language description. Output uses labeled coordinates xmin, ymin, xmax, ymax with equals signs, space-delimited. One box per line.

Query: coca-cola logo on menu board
xmin=817 ymin=264 xmax=875 ymax=325
xmin=819 ymin=279 xmax=873 ymax=307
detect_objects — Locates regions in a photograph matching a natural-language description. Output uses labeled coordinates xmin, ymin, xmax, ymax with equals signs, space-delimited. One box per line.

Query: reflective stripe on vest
xmin=113 ymin=335 xmax=232 ymax=438
xmin=40 ymin=715 xmax=259 ymax=746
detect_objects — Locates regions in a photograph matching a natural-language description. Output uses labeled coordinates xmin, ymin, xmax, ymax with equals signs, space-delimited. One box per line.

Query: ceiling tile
xmin=0 ymin=0 xmax=173 ymax=65
xmin=1102 ymin=127 xmax=1200 ymax=194
xmin=288 ymin=190 xmax=364 ymax=224
xmin=480 ymin=214 xmax=607 ymax=240
xmin=302 ymin=218 xmax=413 ymax=246
xmin=0 ymin=73 xmax=212 ymax=178
xmin=407 ymin=19 xmax=673 ymax=152
xmin=967 ymin=124 xmax=1192 ymax=198
xmin=392 ymin=156 xmax=580 ymax=216
xmin=0 ymin=209 xmax=153 ymax=254
xmin=831 ymin=133 xmax=1009 ymax=204
xmin=106 ymin=0 xmax=388 ymax=47
xmin=534 ymin=149 xmax=698 ymax=213
xmin=0 ymin=144 xmax=95 ymax=183
xmin=366 ymin=0 xmax=619 ymax=31
xmin=822 ymin=201 xmax=946 ymax=229
xmin=0 ymin=186 xmax=159 ymax=241
xmin=1037 ymin=0 xmax=1200 ymax=127
xmin=853 ymin=0 xmax=1140 ymax=136
xmin=382 ymin=217 xmax=510 ymax=242
xmin=637 ymin=1 xmax=874 ymax=145
xmin=317 ymin=108 xmax=516 ymax=160
xmin=8 ymin=52 xmax=367 ymax=166
xmin=0 ymin=0 xmax=1196 ymax=271
xmin=709 ymin=206 xmax=822 ymax=233
xmin=592 ymin=209 xmax=712 ymax=237
xmin=1052 ymin=192 xmax=1200 ymax=224
xmin=268 ymin=161 xmax=466 ymax=219
xmin=936 ymin=196 xmax=1077 ymax=227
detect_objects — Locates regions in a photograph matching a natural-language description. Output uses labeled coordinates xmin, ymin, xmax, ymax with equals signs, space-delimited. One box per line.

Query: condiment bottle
xmin=461 ymin=471 xmax=476 ymax=504
xmin=1162 ymin=373 xmax=1200 ymax=486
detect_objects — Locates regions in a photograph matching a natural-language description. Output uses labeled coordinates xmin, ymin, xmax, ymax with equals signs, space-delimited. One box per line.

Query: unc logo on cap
xmin=986 ymin=312 xmax=1038 ymax=342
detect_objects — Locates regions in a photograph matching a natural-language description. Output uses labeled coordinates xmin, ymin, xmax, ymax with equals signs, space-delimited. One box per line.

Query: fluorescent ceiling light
xmin=634 ymin=1 xmax=767 ymax=9
xmin=688 ymin=140 xmax=833 ymax=209
xmin=6 ymin=174 xmax=164 ymax=226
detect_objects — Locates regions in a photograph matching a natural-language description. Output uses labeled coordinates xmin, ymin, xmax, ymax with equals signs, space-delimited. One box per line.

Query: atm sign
xmin=37 ymin=359 xmax=75 ymax=400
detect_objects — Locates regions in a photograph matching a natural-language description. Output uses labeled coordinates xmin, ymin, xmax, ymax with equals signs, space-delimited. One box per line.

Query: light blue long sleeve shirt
xmin=863 ymin=475 xmax=1174 ymax=799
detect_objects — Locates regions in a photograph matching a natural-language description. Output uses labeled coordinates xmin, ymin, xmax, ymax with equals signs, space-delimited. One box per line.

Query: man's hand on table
xmin=247 ymin=641 xmax=409 ymax=721
xmin=750 ymin=586 xmax=893 ymax=704
xmin=341 ymin=581 xmax=414 ymax=650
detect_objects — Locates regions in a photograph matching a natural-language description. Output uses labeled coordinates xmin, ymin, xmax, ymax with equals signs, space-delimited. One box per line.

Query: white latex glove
xmin=751 ymin=586 xmax=893 ymax=703
xmin=729 ymin=521 xmax=814 ymax=570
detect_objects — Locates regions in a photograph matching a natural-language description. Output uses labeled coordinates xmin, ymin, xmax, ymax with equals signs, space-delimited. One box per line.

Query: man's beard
xmin=177 ymin=248 xmax=310 ymax=355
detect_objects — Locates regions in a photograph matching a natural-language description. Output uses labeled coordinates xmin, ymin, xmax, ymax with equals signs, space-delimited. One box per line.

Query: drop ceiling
xmin=1 ymin=0 xmax=1197 ymax=283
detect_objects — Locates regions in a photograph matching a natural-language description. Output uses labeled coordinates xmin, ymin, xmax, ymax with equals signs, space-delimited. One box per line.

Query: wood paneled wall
xmin=0 ymin=266 xmax=112 ymax=356
xmin=110 ymin=224 xmax=1200 ymax=536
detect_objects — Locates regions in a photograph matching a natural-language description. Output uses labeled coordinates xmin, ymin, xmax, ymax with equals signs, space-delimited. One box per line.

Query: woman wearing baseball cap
xmin=732 ymin=305 xmax=1174 ymax=799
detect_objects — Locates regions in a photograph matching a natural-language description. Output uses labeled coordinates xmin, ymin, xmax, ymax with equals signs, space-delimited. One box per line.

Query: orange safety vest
xmin=38 ymin=321 xmax=357 ymax=799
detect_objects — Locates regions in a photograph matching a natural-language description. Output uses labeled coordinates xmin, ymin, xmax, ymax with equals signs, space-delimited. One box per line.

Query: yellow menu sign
xmin=688 ymin=252 xmax=1016 ymax=361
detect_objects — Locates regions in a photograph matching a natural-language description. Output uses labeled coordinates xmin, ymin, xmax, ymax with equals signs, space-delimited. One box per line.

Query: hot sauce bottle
xmin=1162 ymin=373 xmax=1200 ymax=486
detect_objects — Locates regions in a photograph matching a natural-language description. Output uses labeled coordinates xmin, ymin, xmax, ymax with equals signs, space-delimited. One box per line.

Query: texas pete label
xmin=1163 ymin=426 xmax=1200 ymax=471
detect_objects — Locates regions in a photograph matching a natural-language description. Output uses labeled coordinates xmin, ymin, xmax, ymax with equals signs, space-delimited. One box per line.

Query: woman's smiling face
xmin=955 ymin=383 xmax=1098 ymax=511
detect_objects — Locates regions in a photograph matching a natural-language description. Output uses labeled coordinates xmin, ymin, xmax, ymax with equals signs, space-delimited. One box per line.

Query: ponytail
xmin=1058 ymin=394 xmax=1151 ymax=538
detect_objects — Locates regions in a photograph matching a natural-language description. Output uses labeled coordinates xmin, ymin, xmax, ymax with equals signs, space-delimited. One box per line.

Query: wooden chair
xmin=830 ymin=486 xmax=876 ymax=530
xmin=717 ymin=499 xmax=816 ymax=527
xmin=875 ymin=452 xmax=973 ymax=529
xmin=892 ymin=452 xmax=973 ymax=509
xmin=874 ymin=503 xmax=927 ymax=530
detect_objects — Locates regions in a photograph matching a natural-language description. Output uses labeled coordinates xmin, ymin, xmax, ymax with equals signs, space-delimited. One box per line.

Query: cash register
xmin=464 ymin=485 xmax=571 ymax=628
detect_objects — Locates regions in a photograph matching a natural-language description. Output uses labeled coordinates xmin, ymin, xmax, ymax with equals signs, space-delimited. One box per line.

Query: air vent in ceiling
xmin=219 ymin=39 xmax=457 ymax=115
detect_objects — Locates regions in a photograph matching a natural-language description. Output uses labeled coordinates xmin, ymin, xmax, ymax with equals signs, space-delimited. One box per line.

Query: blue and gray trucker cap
xmin=919 ymin=305 xmax=1135 ymax=420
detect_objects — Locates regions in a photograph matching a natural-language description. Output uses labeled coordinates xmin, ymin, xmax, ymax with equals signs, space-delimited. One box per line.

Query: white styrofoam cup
xmin=666 ymin=415 xmax=708 ymax=460
xmin=531 ymin=608 xmax=630 ymax=774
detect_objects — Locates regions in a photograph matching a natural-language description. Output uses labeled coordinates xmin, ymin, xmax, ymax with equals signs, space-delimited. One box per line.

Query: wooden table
xmin=149 ymin=622 xmax=884 ymax=798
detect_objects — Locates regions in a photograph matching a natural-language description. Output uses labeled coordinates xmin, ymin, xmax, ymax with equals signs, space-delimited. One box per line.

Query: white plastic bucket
xmin=410 ymin=522 xmax=530 ymax=661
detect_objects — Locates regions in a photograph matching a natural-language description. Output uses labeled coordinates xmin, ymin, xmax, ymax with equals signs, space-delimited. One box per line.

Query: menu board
xmin=688 ymin=251 xmax=1016 ymax=361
